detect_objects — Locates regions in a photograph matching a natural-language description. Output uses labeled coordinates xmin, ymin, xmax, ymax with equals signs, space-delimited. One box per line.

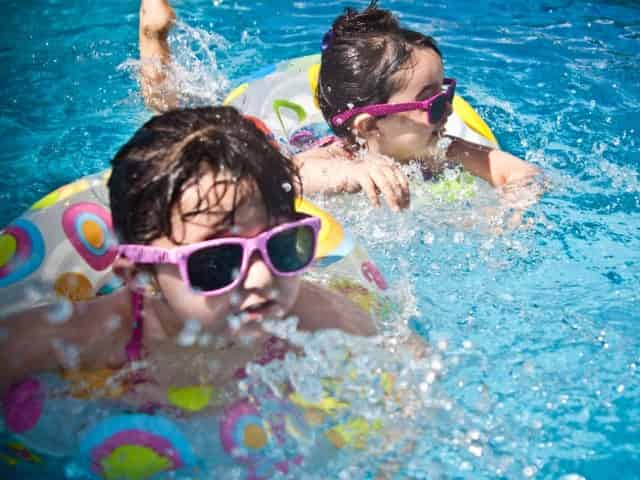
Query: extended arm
xmin=139 ymin=0 xmax=178 ymax=111
xmin=447 ymin=136 xmax=540 ymax=186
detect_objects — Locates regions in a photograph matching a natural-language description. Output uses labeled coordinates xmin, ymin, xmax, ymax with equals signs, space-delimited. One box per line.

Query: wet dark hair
xmin=109 ymin=106 xmax=300 ymax=244
xmin=318 ymin=0 xmax=442 ymax=139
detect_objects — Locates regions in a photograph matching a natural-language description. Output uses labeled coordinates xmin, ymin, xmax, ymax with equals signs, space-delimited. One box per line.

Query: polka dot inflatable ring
xmin=62 ymin=202 xmax=117 ymax=271
xmin=0 ymin=218 xmax=45 ymax=288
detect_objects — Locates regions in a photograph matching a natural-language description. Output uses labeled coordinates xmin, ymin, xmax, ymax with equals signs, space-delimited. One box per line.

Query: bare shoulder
xmin=293 ymin=280 xmax=377 ymax=337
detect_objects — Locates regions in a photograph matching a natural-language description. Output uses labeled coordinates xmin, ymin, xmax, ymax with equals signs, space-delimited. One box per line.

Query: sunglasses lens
xmin=428 ymin=94 xmax=448 ymax=124
xmin=267 ymin=225 xmax=315 ymax=273
xmin=186 ymin=243 xmax=243 ymax=293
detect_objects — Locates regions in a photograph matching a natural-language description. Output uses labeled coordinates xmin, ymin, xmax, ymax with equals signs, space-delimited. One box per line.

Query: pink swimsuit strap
xmin=125 ymin=291 xmax=144 ymax=362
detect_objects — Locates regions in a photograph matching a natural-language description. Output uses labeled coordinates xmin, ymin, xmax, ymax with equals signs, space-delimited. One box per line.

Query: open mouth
xmin=241 ymin=299 xmax=277 ymax=317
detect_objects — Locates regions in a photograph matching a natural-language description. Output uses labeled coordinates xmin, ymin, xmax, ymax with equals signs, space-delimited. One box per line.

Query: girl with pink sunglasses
xmin=295 ymin=1 xmax=540 ymax=210
xmin=0 ymin=106 xmax=375 ymax=390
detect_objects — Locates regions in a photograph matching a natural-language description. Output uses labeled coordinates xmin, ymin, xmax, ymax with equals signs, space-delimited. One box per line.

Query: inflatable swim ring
xmin=0 ymin=169 xmax=397 ymax=479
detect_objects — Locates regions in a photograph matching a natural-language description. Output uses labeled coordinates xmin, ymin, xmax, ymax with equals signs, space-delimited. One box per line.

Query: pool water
xmin=1 ymin=0 xmax=639 ymax=479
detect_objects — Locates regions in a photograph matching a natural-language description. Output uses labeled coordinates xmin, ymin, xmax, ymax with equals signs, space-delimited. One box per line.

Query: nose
xmin=241 ymin=250 xmax=275 ymax=291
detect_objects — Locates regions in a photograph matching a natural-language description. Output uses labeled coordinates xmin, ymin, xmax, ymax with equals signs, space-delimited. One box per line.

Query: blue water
xmin=1 ymin=0 xmax=639 ymax=479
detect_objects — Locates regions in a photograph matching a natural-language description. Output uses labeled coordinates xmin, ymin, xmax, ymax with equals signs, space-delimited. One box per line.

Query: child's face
xmin=150 ymin=170 xmax=302 ymax=342
xmin=373 ymin=48 xmax=451 ymax=162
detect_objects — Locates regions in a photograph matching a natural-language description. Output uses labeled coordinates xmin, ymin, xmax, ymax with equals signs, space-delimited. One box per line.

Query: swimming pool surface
xmin=1 ymin=0 xmax=639 ymax=478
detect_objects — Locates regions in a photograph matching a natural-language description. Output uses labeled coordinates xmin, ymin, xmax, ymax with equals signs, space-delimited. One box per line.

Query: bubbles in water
xmin=177 ymin=319 xmax=202 ymax=347
xmin=468 ymin=444 xmax=483 ymax=457
xmin=198 ymin=332 xmax=213 ymax=347
xmin=227 ymin=314 xmax=241 ymax=331
xmin=453 ymin=232 xmax=464 ymax=244
xmin=268 ymin=288 xmax=280 ymax=300
xmin=423 ymin=231 xmax=435 ymax=245
xmin=47 ymin=297 xmax=73 ymax=324
xmin=51 ymin=338 xmax=80 ymax=369
xmin=105 ymin=315 xmax=121 ymax=333
xmin=558 ymin=475 xmax=586 ymax=480
xmin=229 ymin=291 xmax=241 ymax=306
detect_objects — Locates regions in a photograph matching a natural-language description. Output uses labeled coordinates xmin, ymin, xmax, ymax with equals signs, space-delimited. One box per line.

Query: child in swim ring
xmin=137 ymin=0 xmax=539 ymax=213
xmin=0 ymin=106 xmax=375 ymax=390
xmin=296 ymin=1 xmax=540 ymax=205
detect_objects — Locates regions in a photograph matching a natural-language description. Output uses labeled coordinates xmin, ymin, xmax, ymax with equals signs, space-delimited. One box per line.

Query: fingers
xmin=369 ymin=168 xmax=401 ymax=211
xmin=369 ymin=165 xmax=411 ymax=211
xmin=361 ymin=175 xmax=381 ymax=208
xmin=389 ymin=164 xmax=410 ymax=209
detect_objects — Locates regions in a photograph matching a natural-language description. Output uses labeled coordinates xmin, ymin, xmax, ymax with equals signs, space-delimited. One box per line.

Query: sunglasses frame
xmin=118 ymin=215 xmax=321 ymax=296
xmin=331 ymin=78 xmax=457 ymax=128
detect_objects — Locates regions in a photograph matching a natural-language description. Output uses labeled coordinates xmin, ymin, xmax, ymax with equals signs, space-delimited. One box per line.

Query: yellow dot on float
xmin=166 ymin=385 xmax=214 ymax=412
xmin=101 ymin=445 xmax=171 ymax=480
xmin=0 ymin=234 xmax=17 ymax=268
xmin=81 ymin=220 xmax=104 ymax=249
xmin=54 ymin=272 xmax=93 ymax=302
xmin=244 ymin=424 xmax=268 ymax=450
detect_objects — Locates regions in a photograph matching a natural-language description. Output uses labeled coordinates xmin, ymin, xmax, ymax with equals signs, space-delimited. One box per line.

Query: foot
xmin=140 ymin=0 xmax=176 ymax=39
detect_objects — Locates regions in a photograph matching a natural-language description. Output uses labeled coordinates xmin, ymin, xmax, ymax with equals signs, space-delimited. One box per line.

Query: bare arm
xmin=0 ymin=291 xmax=132 ymax=389
xmin=139 ymin=0 xmax=178 ymax=111
xmin=446 ymin=136 xmax=540 ymax=186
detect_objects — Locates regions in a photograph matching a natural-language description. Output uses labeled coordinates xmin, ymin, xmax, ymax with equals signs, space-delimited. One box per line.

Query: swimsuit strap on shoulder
xmin=125 ymin=291 xmax=144 ymax=362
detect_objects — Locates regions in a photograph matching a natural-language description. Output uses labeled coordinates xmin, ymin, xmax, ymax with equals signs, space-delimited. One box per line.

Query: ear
xmin=351 ymin=113 xmax=380 ymax=142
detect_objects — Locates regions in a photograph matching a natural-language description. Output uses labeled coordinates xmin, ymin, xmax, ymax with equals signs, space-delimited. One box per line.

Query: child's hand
xmin=296 ymin=147 xmax=410 ymax=211
xmin=140 ymin=0 xmax=176 ymax=39
xmin=344 ymin=152 xmax=411 ymax=211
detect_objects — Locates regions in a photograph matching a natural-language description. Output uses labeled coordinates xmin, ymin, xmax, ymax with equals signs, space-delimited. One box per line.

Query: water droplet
xmin=227 ymin=315 xmax=241 ymax=331
xmin=281 ymin=182 xmax=292 ymax=192
xmin=229 ymin=291 xmax=241 ymax=306
xmin=523 ymin=465 xmax=537 ymax=477
xmin=462 ymin=340 xmax=473 ymax=349
xmin=559 ymin=475 xmax=586 ymax=480
xmin=468 ymin=444 xmax=483 ymax=457
xmin=268 ymin=288 xmax=280 ymax=300
xmin=616 ymin=384 xmax=625 ymax=393
xmin=51 ymin=338 xmax=80 ymax=369
xmin=198 ymin=332 xmax=212 ymax=347
xmin=453 ymin=232 xmax=464 ymax=244
xmin=106 ymin=315 xmax=121 ymax=332
xmin=47 ymin=298 xmax=73 ymax=324
xmin=423 ymin=231 xmax=435 ymax=245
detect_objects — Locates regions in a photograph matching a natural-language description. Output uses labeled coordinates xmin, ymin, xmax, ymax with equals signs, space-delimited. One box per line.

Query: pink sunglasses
xmin=331 ymin=78 xmax=456 ymax=128
xmin=118 ymin=215 xmax=321 ymax=296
